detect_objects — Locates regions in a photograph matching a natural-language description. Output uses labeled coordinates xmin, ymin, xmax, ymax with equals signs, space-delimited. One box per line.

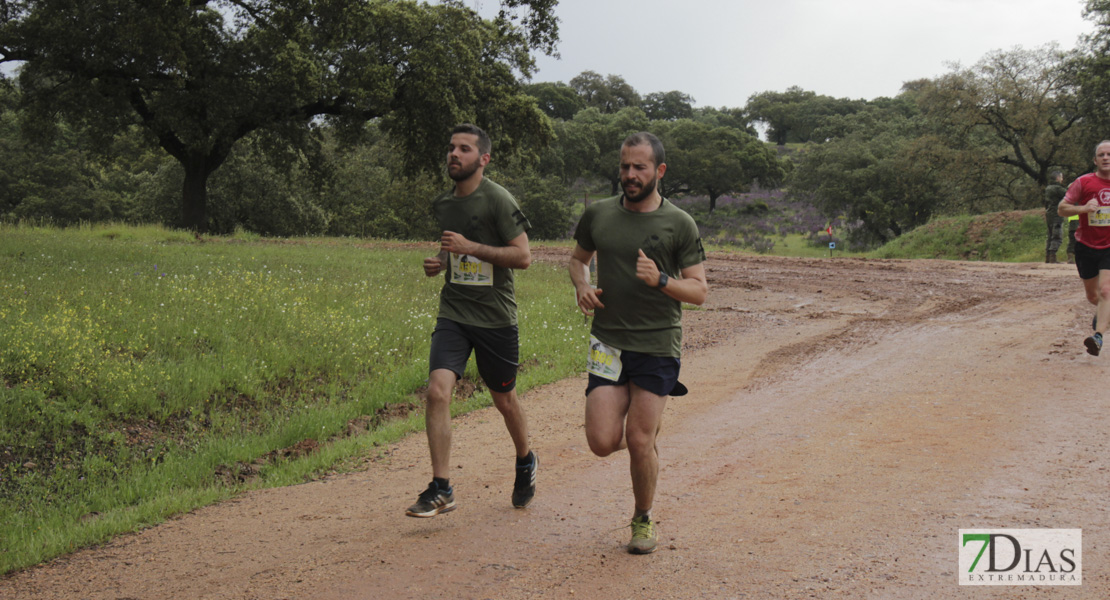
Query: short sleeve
xmin=676 ymin=213 xmax=706 ymax=270
xmin=494 ymin=193 xmax=531 ymax=243
xmin=1064 ymin=179 xmax=1084 ymax=206
xmin=573 ymin=205 xmax=597 ymax=252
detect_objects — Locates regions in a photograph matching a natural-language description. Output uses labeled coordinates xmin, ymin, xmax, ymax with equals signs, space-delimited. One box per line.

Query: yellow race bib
xmin=450 ymin=253 xmax=494 ymax=286
xmin=586 ymin=336 xmax=623 ymax=381
xmin=1090 ymin=207 xmax=1110 ymax=227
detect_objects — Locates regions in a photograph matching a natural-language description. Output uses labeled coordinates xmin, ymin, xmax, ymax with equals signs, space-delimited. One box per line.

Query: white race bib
xmin=1090 ymin=207 xmax=1110 ymax=227
xmin=586 ymin=336 xmax=623 ymax=381
xmin=450 ymin=253 xmax=493 ymax=286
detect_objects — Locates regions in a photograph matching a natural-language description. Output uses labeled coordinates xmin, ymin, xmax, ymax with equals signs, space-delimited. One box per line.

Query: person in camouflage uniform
xmin=1045 ymin=170 xmax=1067 ymax=263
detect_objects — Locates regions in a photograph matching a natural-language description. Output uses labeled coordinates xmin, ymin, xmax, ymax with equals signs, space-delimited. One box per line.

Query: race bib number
xmin=586 ymin=336 xmax=622 ymax=381
xmin=450 ymin=253 xmax=493 ymax=286
xmin=1090 ymin=207 xmax=1110 ymax=227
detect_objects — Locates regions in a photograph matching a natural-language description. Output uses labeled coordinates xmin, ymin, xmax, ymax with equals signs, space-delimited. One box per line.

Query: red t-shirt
xmin=1063 ymin=172 xmax=1110 ymax=249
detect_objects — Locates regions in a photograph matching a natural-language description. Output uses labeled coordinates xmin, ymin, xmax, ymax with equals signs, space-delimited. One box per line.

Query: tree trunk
xmin=181 ymin=159 xmax=212 ymax=233
xmin=709 ymin=192 xmax=720 ymax=213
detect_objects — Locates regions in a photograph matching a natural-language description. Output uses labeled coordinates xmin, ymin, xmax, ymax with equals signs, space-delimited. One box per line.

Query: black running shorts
xmin=1075 ymin=241 xmax=1110 ymax=280
xmin=429 ymin=318 xmax=519 ymax=393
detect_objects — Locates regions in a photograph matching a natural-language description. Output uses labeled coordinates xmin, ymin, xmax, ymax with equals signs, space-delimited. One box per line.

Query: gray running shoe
xmin=512 ymin=451 xmax=537 ymax=508
xmin=405 ymin=481 xmax=456 ymax=518
xmin=628 ymin=514 xmax=658 ymax=554
xmin=1086 ymin=332 xmax=1103 ymax=357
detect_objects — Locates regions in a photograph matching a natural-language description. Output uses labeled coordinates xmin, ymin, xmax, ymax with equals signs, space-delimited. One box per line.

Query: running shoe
xmin=1085 ymin=332 xmax=1103 ymax=357
xmin=405 ymin=481 xmax=456 ymax=518
xmin=628 ymin=514 xmax=658 ymax=554
xmin=512 ymin=451 xmax=537 ymax=508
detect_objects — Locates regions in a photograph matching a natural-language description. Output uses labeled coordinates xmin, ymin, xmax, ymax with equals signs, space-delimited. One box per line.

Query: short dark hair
xmin=451 ymin=123 xmax=491 ymax=155
xmin=622 ymin=131 xmax=665 ymax=167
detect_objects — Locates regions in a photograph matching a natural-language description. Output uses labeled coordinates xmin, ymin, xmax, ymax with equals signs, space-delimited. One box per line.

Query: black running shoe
xmin=1086 ymin=332 xmax=1103 ymax=356
xmin=512 ymin=451 xmax=537 ymax=508
xmin=405 ymin=481 xmax=456 ymax=518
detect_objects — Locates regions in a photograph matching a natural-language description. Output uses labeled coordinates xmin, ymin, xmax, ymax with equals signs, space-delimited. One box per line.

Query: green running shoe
xmin=628 ymin=514 xmax=658 ymax=554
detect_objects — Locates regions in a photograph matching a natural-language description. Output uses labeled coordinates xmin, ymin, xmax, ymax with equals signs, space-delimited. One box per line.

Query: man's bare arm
xmin=569 ymin=244 xmax=603 ymax=316
xmin=664 ymin=263 xmax=709 ymax=306
xmin=635 ymin=249 xmax=708 ymax=306
xmin=440 ymin=231 xmax=531 ymax=270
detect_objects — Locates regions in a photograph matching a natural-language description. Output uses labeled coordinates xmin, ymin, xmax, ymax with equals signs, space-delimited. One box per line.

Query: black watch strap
xmin=657 ymin=272 xmax=669 ymax=288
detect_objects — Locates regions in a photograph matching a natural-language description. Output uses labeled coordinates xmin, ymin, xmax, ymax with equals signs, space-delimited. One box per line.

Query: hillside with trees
xmin=3 ymin=0 xmax=1110 ymax=251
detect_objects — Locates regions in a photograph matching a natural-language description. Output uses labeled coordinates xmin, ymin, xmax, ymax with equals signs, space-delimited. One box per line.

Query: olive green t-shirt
xmin=574 ymin=196 xmax=706 ymax=357
xmin=432 ymin=177 xmax=531 ymax=328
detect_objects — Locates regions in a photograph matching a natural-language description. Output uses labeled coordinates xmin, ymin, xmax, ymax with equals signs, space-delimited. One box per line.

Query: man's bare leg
xmin=625 ymin=383 xmax=668 ymax=517
xmin=426 ymin=368 xmax=456 ymax=479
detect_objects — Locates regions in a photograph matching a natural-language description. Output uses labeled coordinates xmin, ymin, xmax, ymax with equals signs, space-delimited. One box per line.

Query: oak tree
xmin=0 ymin=0 xmax=559 ymax=232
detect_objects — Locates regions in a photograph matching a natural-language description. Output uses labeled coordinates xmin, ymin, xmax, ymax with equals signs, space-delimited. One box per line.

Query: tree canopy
xmin=0 ymin=0 xmax=559 ymax=232
xmin=746 ymin=86 xmax=865 ymax=145
xmin=1073 ymin=0 xmax=1110 ymax=140
xmin=523 ymin=81 xmax=586 ymax=120
xmin=642 ymin=91 xmax=695 ymax=121
xmin=568 ymin=70 xmax=641 ymax=113
xmin=660 ymin=119 xmax=786 ymax=212
xmin=10 ymin=2 xmax=1110 ymax=251
xmin=789 ymin=103 xmax=944 ymax=246
xmin=919 ymin=45 xmax=1085 ymax=189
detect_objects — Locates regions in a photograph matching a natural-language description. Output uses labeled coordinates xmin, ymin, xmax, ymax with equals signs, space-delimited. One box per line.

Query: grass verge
xmin=873 ymin=210 xmax=1047 ymax=262
xmin=0 ymin=223 xmax=587 ymax=574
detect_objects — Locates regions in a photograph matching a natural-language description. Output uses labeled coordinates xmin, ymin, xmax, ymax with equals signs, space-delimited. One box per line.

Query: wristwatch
xmin=656 ymin=272 xmax=669 ymax=289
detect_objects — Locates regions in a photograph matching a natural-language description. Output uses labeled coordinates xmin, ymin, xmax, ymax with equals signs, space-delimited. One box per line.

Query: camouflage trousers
xmin=1046 ymin=210 xmax=1064 ymax=255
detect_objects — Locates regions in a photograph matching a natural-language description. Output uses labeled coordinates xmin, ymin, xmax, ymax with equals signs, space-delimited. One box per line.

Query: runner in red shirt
xmin=1058 ymin=140 xmax=1110 ymax=355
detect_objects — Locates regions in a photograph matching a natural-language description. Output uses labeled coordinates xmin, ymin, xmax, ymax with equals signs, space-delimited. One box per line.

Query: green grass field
xmin=0 ymin=223 xmax=588 ymax=574
xmin=764 ymin=233 xmax=866 ymax=258
xmin=0 ymin=210 xmax=1052 ymax=573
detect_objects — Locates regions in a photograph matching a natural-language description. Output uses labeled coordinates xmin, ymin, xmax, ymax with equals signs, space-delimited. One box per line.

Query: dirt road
xmin=3 ymin=253 xmax=1107 ymax=599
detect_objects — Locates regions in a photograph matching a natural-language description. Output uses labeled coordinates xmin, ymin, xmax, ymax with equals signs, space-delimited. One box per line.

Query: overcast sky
xmin=520 ymin=0 xmax=1092 ymax=107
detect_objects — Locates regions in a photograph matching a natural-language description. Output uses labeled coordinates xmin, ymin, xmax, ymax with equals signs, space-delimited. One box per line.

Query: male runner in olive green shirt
xmin=406 ymin=124 xmax=537 ymax=518
xmin=568 ymin=132 xmax=708 ymax=554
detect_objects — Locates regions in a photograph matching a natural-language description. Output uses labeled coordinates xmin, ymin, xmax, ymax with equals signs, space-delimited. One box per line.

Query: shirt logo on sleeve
xmin=512 ymin=209 xmax=529 ymax=228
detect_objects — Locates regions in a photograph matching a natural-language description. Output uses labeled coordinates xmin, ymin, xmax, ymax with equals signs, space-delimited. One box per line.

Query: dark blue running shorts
xmin=585 ymin=348 xmax=687 ymax=397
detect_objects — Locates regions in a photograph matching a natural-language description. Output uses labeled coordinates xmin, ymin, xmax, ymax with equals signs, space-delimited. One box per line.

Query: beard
xmin=621 ymin=175 xmax=658 ymax=203
xmin=447 ymin=156 xmax=482 ymax=182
